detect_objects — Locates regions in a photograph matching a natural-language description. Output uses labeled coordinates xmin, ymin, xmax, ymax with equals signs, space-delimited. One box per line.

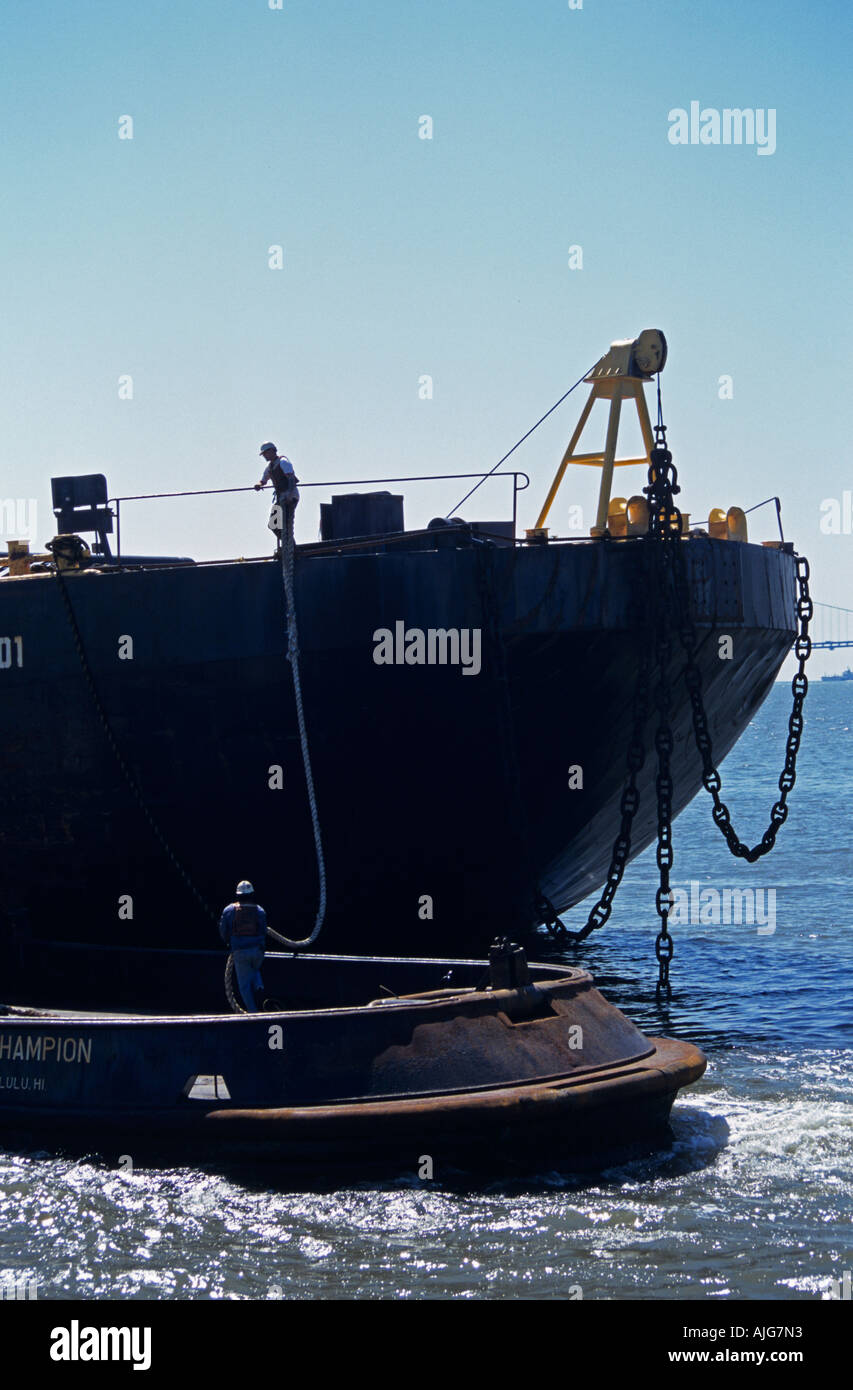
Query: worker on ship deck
xmin=255 ymin=441 xmax=299 ymax=543
xmin=219 ymin=880 xmax=268 ymax=1012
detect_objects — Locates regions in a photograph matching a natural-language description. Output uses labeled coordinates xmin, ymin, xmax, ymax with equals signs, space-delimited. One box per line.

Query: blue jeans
xmin=232 ymin=945 xmax=265 ymax=1012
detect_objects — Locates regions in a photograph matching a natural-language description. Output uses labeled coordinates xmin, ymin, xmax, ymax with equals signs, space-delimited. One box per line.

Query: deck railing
xmin=107 ymin=471 xmax=530 ymax=566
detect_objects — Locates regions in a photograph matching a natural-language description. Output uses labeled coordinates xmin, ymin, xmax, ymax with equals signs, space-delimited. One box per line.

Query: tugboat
xmin=0 ymin=941 xmax=705 ymax=1169
xmin=0 ymin=329 xmax=804 ymax=977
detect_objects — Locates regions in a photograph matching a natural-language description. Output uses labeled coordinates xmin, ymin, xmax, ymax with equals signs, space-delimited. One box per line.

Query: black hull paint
xmin=0 ymin=535 xmax=796 ymax=958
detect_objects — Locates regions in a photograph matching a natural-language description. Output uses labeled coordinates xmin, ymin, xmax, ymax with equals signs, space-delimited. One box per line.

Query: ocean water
xmin=1 ymin=684 xmax=850 ymax=1302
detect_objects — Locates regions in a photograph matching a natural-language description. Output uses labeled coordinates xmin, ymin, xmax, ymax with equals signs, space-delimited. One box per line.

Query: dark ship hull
xmin=0 ymin=528 xmax=796 ymax=962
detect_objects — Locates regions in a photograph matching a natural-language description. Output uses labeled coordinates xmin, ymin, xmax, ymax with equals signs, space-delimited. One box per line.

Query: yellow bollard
xmin=727 ymin=507 xmax=748 ymax=543
xmin=626 ymin=496 xmax=649 ymax=536
xmin=708 ymin=508 xmax=728 ymax=539
xmin=607 ymin=497 xmax=628 ymax=537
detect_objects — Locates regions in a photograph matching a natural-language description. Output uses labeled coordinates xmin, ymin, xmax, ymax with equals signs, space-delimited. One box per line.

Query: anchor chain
xmin=642 ymin=417 xmax=812 ymax=994
xmin=553 ymin=634 xmax=651 ymax=945
xmin=51 ymin=561 xmax=218 ymax=927
xmin=540 ymin=424 xmax=676 ymax=955
xmin=672 ymin=542 xmax=812 ymax=863
xmin=539 ymin=390 xmax=809 ymax=999
xmin=643 ymin=428 xmax=683 ymax=1001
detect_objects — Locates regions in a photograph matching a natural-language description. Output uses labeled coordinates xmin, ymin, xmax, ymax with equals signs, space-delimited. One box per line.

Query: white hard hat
xmin=259 ymin=442 xmax=277 ymax=455
xmin=235 ymin=880 xmax=254 ymax=896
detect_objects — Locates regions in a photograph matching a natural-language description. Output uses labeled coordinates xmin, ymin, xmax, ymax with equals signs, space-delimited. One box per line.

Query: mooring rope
xmin=224 ymin=500 xmax=330 ymax=1010
xmin=262 ymin=499 xmax=327 ymax=951
xmin=50 ymin=535 xmax=324 ymax=1014
xmin=224 ymin=953 xmax=245 ymax=1013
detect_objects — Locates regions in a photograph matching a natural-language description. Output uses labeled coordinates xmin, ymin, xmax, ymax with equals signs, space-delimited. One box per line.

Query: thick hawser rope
xmin=268 ymin=499 xmax=327 ymax=948
xmin=225 ymin=499 xmax=328 ymax=1009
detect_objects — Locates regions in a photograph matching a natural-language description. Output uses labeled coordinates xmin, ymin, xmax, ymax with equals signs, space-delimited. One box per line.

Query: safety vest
xmin=231 ymin=902 xmax=262 ymax=938
xmin=269 ymin=458 xmax=297 ymax=495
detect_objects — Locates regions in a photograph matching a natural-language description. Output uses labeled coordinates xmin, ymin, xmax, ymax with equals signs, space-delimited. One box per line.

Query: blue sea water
xmin=1 ymin=684 xmax=850 ymax=1301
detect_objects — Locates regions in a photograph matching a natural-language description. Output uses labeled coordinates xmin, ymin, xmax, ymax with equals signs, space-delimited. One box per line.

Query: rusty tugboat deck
xmin=0 ymin=946 xmax=705 ymax=1171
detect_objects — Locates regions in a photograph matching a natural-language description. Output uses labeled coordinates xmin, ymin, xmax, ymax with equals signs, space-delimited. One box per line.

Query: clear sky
xmin=2 ymin=0 xmax=851 ymax=672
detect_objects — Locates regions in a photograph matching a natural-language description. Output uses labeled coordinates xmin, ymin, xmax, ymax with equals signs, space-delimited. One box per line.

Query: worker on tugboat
xmin=219 ymin=880 xmax=268 ymax=1012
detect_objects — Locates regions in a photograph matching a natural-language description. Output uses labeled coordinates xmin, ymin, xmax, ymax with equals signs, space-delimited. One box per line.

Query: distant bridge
xmin=811 ymin=602 xmax=853 ymax=650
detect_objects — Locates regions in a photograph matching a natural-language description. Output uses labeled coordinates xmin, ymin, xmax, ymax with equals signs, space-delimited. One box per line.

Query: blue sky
xmin=2 ymin=0 xmax=851 ymax=670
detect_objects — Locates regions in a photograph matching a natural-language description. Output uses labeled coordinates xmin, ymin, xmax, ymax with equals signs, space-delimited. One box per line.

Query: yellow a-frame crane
xmin=533 ymin=329 xmax=667 ymax=536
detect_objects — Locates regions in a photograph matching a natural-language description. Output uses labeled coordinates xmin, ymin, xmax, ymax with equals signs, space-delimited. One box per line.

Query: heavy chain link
xmin=643 ymin=421 xmax=812 ymax=994
xmin=673 ymin=542 xmax=812 ymax=862
xmin=643 ymin=430 xmax=683 ymax=1001
xmin=52 ymin=563 xmax=218 ymax=925
xmin=556 ymin=629 xmax=650 ymax=945
xmin=559 ymin=430 xmax=679 ymax=997
xmin=544 ymin=402 xmax=809 ymax=1000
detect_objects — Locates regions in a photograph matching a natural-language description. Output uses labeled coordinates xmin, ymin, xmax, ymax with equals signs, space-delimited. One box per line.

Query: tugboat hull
xmin=197 ymin=1036 xmax=704 ymax=1168
xmin=0 ymin=951 xmax=706 ymax=1170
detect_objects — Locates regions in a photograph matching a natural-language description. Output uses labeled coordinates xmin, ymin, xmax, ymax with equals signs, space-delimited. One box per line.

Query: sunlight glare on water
xmin=1 ymin=687 xmax=851 ymax=1301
